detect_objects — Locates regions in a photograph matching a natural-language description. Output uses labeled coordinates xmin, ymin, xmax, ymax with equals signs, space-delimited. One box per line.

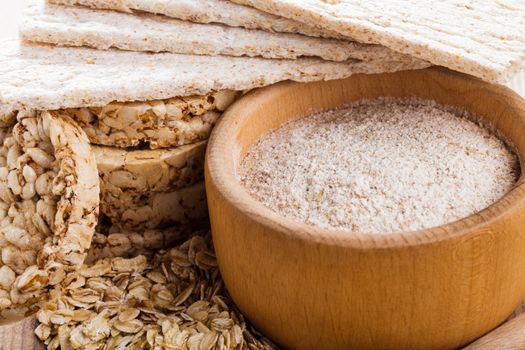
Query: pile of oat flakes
xmin=36 ymin=234 xmax=276 ymax=349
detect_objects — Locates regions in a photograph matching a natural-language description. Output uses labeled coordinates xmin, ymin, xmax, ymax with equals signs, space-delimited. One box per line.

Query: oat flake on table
xmin=240 ymin=98 xmax=520 ymax=234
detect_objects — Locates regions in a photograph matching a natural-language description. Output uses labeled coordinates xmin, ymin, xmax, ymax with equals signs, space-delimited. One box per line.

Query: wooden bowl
xmin=205 ymin=67 xmax=525 ymax=350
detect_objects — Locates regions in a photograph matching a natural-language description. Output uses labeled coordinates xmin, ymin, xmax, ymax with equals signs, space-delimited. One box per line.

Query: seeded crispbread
xmin=21 ymin=0 xmax=419 ymax=64
xmin=231 ymin=0 xmax=525 ymax=84
xmin=0 ymin=39 xmax=430 ymax=116
xmin=47 ymin=0 xmax=343 ymax=39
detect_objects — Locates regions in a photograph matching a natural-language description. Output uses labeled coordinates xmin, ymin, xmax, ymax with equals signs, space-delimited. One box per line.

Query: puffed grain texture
xmin=0 ymin=111 xmax=99 ymax=314
xmin=93 ymin=141 xmax=206 ymax=194
xmin=100 ymin=182 xmax=207 ymax=230
xmin=62 ymin=91 xmax=237 ymax=148
xmin=37 ymin=112 xmax=100 ymax=267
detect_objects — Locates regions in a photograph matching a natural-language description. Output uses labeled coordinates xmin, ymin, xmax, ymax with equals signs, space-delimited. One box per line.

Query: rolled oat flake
xmin=240 ymin=97 xmax=520 ymax=234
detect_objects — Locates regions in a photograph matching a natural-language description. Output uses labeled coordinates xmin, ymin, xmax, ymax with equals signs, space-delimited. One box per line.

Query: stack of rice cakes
xmin=66 ymin=90 xmax=238 ymax=232
xmin=62 ymin=91 xmax=238 ymax=261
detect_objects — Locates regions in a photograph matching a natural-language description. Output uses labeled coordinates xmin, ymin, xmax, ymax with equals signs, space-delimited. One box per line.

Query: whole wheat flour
xmin=240 ymin=98 xmax=519 ymax=234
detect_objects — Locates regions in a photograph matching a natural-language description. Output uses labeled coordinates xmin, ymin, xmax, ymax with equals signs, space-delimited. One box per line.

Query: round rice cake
xmin=0 ymin=111 xmax=99 ymax=315
xmin=63 ymin=90 xmax=239 ymax=149
xmin=100 ymin=182 xmax=207 ymax=230
xmin=85 ymin=222 xmax=205 ymax=263
xmin=94 ymin=142 xmax=207 ymax=230
xmin=93 ymin=141 xmax=206 ymax=194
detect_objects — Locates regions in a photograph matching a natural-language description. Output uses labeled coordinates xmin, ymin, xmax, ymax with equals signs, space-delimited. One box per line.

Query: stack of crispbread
xmin=29 ymin=0 xmax=525 ymax=84
xmin=0 ymin=0 xmax=523 ymax=348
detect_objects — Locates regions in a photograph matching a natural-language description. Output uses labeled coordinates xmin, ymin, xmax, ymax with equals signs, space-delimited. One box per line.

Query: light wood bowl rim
xmin=206 ymin=67 xmax=525 ymax=250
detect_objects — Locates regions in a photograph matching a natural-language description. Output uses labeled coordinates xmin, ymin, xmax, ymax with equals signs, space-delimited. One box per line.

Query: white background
xmin=0 ymin=2 xmax=23 ymax=40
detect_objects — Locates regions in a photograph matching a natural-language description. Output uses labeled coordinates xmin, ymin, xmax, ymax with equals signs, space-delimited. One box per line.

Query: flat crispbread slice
xmin=231 ymin=0 xmax=525 ymax=84
xmin=0 ymin=39 xmax=430 ymax=116
xmin=47 ymin=0 xmax=344 ymax=39
xmin=21 ymin=0 xmax=419 ymax=64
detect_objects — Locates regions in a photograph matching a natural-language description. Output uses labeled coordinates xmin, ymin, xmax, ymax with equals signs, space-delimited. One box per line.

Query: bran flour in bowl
xmin=239 ymin=97 xmax=520 ymax=234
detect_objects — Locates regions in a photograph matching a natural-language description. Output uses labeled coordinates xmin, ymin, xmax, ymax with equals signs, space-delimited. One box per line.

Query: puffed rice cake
xmin=0 ymin=111 xmax=99 ymax=317
xmin=60 ymin=91 xmax=238 ymax=149
xmin=94 ymin=142 xmax=208 ymax=229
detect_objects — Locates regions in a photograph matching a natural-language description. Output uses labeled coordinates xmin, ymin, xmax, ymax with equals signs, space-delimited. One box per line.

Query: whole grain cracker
xmin=23 ymin=0 xmax=420 ymax=64
xmin=47 ymin=0 xmax=343 ymax=39
xmin=100 ymin=182 xmax=208 ymax=231
xmin=94 ymin=142 xmax=206 ymax=195
xmin=232 ymin=0 xmax=525 ymax=83
xmin=62 ymin=90 xmax=238 ymax=149
xmin=0 ymin=39 xmax=430 ymax=117
xmin=94 ymin=142 xmax=208 ymax=230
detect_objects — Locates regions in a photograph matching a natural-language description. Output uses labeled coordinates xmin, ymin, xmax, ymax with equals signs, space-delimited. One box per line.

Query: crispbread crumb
xmin=240 ymin=97 xmax=519 ymax=234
